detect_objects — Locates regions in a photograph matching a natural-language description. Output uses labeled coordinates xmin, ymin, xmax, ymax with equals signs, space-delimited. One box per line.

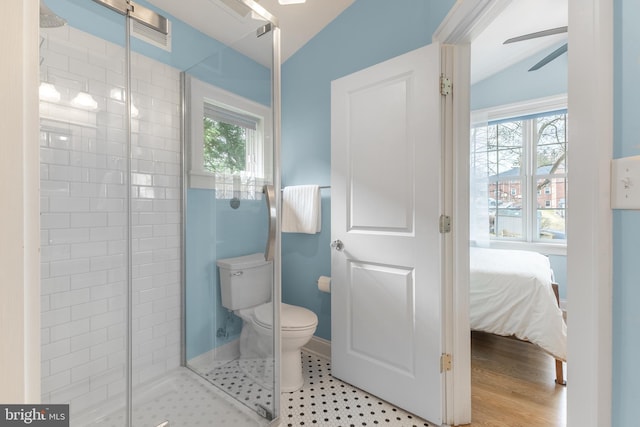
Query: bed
xmin=470 ymin=247 xmax=567 ymax=385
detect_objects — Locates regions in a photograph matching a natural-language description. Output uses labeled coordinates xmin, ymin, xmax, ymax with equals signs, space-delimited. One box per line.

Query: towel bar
xmin=280 ymin=185 xmax=330 ymax=191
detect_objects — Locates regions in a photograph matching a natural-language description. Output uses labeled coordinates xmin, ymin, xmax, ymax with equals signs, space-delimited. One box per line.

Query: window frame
xmin=187 ymin=75 xmax=272 ymax=191
xmin=471 ymin=95 xmax=567 ymax=255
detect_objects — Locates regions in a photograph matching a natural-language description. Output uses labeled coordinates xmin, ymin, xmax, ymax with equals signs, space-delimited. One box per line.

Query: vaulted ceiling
xmin=150 ymin=0 xmax=567 ymax=81
xmin=471 ymin=0 xmax=568 ymax=84
xmin=150 ymin=0 xmax=355 ymax=66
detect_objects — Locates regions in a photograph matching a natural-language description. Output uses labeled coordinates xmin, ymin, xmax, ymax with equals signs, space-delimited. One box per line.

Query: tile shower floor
xmin=88 ymin=351 xmax=432 ymax=427
xmin=89 ymin=368 xmax=264 ymax=427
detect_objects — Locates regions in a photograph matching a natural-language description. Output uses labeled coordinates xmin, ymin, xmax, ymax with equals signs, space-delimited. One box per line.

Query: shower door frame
xmin=178 ymin=0 xmax=283 ymax=423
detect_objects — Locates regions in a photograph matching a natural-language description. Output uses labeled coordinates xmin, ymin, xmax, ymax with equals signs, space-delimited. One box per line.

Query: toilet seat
xmin=252 ymin=302 xmax=318 ymax=331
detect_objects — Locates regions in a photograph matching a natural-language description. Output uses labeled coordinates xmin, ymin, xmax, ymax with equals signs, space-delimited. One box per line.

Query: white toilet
xmin=217 ymin=253 xmax=318 ymax=392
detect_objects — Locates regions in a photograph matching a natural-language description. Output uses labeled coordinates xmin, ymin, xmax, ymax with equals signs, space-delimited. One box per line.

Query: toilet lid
xmin=253 ymin=303 xmax=318 ymax=331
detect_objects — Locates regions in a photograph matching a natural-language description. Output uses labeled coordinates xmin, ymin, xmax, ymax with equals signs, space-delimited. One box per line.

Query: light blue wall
xmin=548 ymin=255 xmax=567 ymax=300
xmin=185 ymin=189 xmax=218 ymax=359
xmin=281 ymin=0 xmax=456 ymax=341
xmin=186 ymin=190 xmax=269 ymax=360
xmin=471 ymin=42 xmax=568 ymax=111
xmin=613 ymin=0 xmax=640 ymax=425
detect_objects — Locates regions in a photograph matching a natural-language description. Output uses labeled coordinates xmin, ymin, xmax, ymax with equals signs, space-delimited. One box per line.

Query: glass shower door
xmin=40 ymin=0 xmax=280 ymax=425
xmin=39 ymin=1 xmax=129 ymax=424
xmin=179 ymin=0 xmax=280 ymax=422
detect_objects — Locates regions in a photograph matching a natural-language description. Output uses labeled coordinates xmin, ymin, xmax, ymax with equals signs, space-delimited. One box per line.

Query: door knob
xmin=331 ymin=239 xmax=344 ymax=251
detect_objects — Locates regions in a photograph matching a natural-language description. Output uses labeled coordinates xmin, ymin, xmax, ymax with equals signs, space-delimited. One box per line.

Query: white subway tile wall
xmin=40 ymin=25 xmax=181 ymax=417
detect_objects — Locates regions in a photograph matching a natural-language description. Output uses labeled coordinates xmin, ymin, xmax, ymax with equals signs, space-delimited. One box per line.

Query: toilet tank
xmin=216 ymin=253 xmax=273 ymax=310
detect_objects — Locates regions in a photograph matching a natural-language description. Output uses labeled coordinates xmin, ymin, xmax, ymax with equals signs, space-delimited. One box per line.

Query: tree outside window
xmin=203 ymin=118 xmax=247 ymax=174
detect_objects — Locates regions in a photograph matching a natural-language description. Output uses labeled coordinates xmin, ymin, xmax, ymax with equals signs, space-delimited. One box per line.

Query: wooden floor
xmin=469 ymin=331 xmax=566 ymax=427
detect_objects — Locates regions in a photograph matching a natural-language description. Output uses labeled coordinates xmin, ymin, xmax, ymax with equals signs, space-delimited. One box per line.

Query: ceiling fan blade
xmin=504 ymin=26 xmax=568 ymax=44
xmin=528 ymin=43 xmax=568 ymax=71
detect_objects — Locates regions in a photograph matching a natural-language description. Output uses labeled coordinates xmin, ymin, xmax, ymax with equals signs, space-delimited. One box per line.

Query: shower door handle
xmin=263 ymin=184 xmax=276 ymax=262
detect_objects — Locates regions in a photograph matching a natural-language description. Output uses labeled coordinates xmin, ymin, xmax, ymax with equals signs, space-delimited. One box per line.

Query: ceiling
xmin=148 ymin=0 xmax=566 ymax=81
xmin=471 ymin=0 xmax=568 ymax=84
xmin=149 ymin=0 xmax=355 ymax=66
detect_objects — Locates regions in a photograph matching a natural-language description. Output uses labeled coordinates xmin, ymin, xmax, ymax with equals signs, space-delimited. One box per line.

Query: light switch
xmin=611 ymin=155 xmax=640 ymax=209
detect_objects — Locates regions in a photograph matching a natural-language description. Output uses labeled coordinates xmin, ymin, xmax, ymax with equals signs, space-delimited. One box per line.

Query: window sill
xmin=474 ymin=240 xmax=567 ymax=256
xmin=188 ymin=170 xmax=215 ymax=189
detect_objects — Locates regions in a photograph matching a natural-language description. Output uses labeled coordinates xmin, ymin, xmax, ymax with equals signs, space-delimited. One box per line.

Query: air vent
xmin=131 ymin=18 xmax=171 ymax=52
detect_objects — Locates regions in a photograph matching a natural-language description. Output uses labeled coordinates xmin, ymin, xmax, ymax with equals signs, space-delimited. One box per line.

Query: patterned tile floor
xmin=202 ymin=358 xmax=276 ymax=418
xmin=76 ymin=350 xmax=430 ymax=426
xmin=282 ymin=351 xmax=433 ymax=427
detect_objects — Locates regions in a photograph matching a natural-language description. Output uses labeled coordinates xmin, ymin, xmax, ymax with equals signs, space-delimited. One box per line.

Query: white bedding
xmin=470 ymin=247 xmax=567 ymax=361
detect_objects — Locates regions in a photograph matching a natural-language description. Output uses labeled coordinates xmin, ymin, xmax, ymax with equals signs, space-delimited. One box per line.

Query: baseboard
xmin=190 ymin=336 xmax=330 ymax=368
xmin=187 ymin=339 xmax=240 ymax=372
xmin=303 ymin=336 xmax=331 ymax=359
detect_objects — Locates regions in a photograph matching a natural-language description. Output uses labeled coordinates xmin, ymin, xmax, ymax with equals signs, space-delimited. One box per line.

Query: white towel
xmin=282 ymin=185 xmax=321 ymax=234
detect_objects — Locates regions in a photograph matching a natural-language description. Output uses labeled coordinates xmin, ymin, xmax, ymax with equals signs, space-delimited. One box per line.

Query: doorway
xmin=434 ymin=0 xmax=613 ymax=426
xmin=468 ymin=102 xmax=569 ymax=426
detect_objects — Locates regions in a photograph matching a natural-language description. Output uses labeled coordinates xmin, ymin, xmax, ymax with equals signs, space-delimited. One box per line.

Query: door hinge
xmin=440 ymin=353 xmax=452 ymax=372
xmin=439 ymin=215 xmax=451 ymax=233
xmin=440 ymin=75 xmax=452 ymax=96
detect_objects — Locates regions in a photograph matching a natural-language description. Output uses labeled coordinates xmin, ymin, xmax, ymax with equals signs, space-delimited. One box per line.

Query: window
xmin=203 ymin=103 xmax=261 ymax=176
xmin=471 ymin=97 xmax=567 ymax=245
xmin=188 ymin=76 xmax=272 ymax=198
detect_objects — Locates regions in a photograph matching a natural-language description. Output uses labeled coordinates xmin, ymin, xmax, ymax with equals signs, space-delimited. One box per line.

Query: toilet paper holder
xmin=317 ymin=276 xmax=331 ymax=293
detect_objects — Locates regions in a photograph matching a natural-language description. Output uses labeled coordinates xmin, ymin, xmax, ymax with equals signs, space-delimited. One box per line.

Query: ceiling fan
xmin=503 ymin=26 xmax=568 ymax=71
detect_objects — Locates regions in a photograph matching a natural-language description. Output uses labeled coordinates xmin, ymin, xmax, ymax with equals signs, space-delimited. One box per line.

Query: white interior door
xmin=330 ymin=43 xmax=443 ymax=424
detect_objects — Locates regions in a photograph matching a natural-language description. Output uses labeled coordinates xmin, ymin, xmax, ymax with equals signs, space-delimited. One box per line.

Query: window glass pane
xmin=487 ymin=184 xmax=499 ymax=208
xmin=496 ymin=146 xmax=522 ymax=176
xmin=537 ymin=114 xmax=567 ymax=173
xmin=537 ymin=142 xmax=566 ymax=174
xmin=474 ymin=150 xmax=498 ymax=179
xmin=485 ymin=150 xmax=497 ymax=177
xmin=203 ymin=117 xmax=248 ymax=174
xmin=489 ymin=179 xmax=524 ymax=238
xmin=537 ymin=114 xmax=566 ymax=145
xmin=471 ymin=150 xmax=488 ymax=176
xmin=490 ymin=121 xmax=523 ymax=177
xmin=471 ymin=124 xmax=497 ymax=178
xmin=497 ymin=121 xmax=523 ymax=148
xmin=471 ymin=109 xmax=567 ymax=244
xmin=536 ymin=177 xmax=566 ymax=241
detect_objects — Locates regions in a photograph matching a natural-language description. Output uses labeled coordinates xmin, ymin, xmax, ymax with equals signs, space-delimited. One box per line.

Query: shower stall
xmin=38 ymin=0 xmax=281 ymax=425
